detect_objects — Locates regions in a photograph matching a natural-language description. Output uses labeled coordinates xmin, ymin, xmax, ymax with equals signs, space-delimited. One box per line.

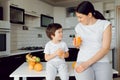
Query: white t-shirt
xmin=44 ymin=41 xmax=69 ymax=62
xmin=75 ymin=19 xmax=111 ymax=62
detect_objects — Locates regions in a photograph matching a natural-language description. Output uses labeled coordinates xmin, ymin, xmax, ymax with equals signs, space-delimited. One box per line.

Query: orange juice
xmin=74 ymin=36 xmax=82 ymax=47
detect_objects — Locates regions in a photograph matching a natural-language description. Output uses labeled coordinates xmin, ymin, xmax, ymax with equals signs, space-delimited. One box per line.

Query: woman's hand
xmin=73 ymin=37 xmax=82 ymax=48
xmin=73 ymin=38 xmax=80 ymax=48
xmin=75 ymin=61 xmax=90 ymax=73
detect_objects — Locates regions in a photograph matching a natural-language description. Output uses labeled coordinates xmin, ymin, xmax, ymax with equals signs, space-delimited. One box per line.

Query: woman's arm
xmin=88 ymin=24 xmax=112 ymax=65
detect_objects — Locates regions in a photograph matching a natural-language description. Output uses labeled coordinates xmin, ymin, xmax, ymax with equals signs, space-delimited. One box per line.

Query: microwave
xmin=10 ymin=6 xmax=25 ymax=24
xmin=0 ymin=21 xmax=10 ymax=56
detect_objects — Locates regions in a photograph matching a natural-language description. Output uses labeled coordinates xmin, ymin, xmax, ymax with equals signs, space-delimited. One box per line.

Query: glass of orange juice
xmin=73 ymin=36 xmax=82 ymax=47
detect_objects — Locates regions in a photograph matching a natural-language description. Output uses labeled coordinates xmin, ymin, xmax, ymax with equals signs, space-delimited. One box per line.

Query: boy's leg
xmin=46 ymin=62 xmax=57 ymax=80
xmin=58 ymin=63 xmax=69 ymax=80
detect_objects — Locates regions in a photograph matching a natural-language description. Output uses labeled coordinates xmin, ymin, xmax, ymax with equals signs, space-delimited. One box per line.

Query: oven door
xmin=0 ymin=29 xmax=10 ymax=56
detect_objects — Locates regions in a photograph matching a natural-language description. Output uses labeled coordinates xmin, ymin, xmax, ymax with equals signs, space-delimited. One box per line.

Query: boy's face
xmin=52 ymin=28 xmax=63 ymax=41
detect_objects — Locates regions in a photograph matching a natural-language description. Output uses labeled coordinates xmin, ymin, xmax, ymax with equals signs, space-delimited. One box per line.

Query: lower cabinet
xmin=65 ymin=48 xmax=79 ymax=61
xmin=0 ymin=54 xmax=25 ymax=80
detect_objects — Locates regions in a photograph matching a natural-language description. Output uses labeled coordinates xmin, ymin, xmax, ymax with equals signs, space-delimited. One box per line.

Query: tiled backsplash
xmin=10 ymin=24 xmax=75 ymax=50
xmin=10 ymin=24 xmax=48 ymax=50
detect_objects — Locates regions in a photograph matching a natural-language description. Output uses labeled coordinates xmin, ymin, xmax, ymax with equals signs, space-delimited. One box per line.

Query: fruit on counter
xmin=26 ymin=53 xmax=43 ymax=72
xmin=36 ymin=57 xmax=40 ymax=62
xmin=72 ymin=61 xmax=76 ymax=69
xmin=26 ymin=53 xmax=36 ymax=62
xmin=26 ymin=53 xmax=41 ymax=62
xmin=34 ymin=63 xmax=43 ymax=72
xmin=28 ymin=61 xmax=36 ymax=70
xmin=73 ymin=36 xmax=82 ymax=47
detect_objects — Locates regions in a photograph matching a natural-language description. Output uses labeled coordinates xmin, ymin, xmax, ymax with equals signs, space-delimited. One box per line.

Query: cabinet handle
xmin=31 ymin=11 xmax=37 ymax=14
xmin=15 ymin=56 xmax=22 ymax=59
xmin=11 ymin=4 xmax=18 ymax=7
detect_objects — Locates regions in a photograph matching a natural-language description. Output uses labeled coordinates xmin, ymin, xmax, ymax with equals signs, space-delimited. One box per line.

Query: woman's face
xmin=76 ymin=12 xmax=90 ymax=25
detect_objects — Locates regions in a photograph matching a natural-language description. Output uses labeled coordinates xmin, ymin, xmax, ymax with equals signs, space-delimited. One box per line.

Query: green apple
xmin=36 ymin=57 xmax=40 ymax=62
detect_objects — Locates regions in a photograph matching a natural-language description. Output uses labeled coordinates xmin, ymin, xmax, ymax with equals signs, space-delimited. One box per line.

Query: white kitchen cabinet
xmin=23 ymin=0 xmax=40 ymax=17
xmin=53 ymin=7 xmax=66 ymax=28
xmin=0 ymin=0 xmax=9 ymax=21
xmin=65 ymin=17 xmax=78 ymax=28
xmin=9 ymin=0 xmax=24 ymax=8
xmin=93 ymin=2 xmax=103 ymax=14
xmin=103 ymin=1 xmax=115 ymax=27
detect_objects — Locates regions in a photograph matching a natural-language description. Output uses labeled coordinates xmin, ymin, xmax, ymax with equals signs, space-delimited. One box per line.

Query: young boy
xmin=44 ymin=23 xmax=69 ymax=80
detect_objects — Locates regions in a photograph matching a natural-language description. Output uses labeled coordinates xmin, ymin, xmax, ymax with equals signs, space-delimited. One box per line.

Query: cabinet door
xmin=65 ymin=17 xmax=78 ymax=28
xmin=10 ymin=0 xmax=24 ymax=8
xmin=0 ymin=57 xmax=14 ymax=80
xmin=23 ymin=0 xmax=39 ymax=17
xmin=54 ymin=7 xmax=66 ymax=28
xmin=8 ymin=54 xmax=26 ymax=72
xmin=65 ymin=48 xmax=79 ymax=61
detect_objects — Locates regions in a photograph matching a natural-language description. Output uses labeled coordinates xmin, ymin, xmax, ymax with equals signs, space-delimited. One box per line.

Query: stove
xmin=19 ymin=46 xmax=44 ymax=50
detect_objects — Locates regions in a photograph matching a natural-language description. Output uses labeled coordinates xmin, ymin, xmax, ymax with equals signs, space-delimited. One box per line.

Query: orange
xmin=28 ymin=64 xmax=34 ymax=70
xmin=58 ymin=50 xmax=64 ymax=58
xmin=28 ymin=61 xmax=36 ymax=66
xmin=72 ymin=61 xmax=76 ymax=69
xmin=34 ymin=63 xmax=43 ymax=72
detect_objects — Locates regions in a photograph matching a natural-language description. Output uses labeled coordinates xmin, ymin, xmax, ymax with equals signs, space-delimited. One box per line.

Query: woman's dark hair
xmin=46 ymin=23 xmax=62 ymax=40
xmin=76 ymin=1 xmax=106 ymax=20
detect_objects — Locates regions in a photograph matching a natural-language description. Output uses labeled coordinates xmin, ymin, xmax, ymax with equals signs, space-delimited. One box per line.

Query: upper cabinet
xmin=10 ymin=0 xmax=24 ymax=8
xmin=65 ymin=7 xmax=78 ymax=28
xmin=22 ymin=0 xmax=40 ymax=17
xmin=53 ymin=7 xmax=66 ymax=28
xmin=103 ymin=1 xmax=115 ymax=27
xmin=0 ymin=0 xmax=9 ymax=21
xmin=10 ymin=0 xmax=39 ymax=17
xmin=66 ymin=7 xmax=76 ymax=17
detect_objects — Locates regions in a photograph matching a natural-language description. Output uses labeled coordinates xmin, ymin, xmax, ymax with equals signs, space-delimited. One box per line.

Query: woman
xmin=73 ymin=1 xmax=112 ymax=80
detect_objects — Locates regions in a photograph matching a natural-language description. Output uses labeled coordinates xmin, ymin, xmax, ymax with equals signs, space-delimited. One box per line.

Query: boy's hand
xmin=56 ymin=48 xmax=65 ymax=58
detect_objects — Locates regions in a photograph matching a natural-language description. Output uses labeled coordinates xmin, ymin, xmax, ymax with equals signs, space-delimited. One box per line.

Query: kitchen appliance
xmin=0 ymin=21 xmax=10 ymax=56
xmin=0 ymin=7 xmax=3 ymax=20
xmin=19 ymin=46 xmax=43 ymax=50
xmin=10 ymin=6 xmax=25 ymax=24
xmin=41 ymin=14 xmax=54 ymax=27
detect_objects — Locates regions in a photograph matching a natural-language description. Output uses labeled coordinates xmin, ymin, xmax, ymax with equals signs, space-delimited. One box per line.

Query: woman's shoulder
xmin=75 ymin=23 xmax=82 ymax=30
xmin=97 ymin=19 xmax=110 ymax=24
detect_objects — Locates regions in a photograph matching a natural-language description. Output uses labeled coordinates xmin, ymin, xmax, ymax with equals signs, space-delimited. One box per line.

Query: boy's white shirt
xmin=44 ymin=41 xmax=69 ymax=62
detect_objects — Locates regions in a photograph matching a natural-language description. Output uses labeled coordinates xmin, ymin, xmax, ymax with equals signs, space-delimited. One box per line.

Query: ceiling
xmin=40 ymin=0 xmax=114 ymax=7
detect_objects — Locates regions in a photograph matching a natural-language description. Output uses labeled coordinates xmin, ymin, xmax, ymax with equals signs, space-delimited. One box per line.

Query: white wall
xmin=10 ymin=0 xmax=53 ymax=50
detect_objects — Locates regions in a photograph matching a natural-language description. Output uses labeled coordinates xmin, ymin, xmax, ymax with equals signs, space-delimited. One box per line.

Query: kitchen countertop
xmin=0 ymin=46 xmax=115 ymax=58
xmin=0 ymin=49 xmax=44 ymax=58
xmin=10 ymin=49 xmax=44 ymax=56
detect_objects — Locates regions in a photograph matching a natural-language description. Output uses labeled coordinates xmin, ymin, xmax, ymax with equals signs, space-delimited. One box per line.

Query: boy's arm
xmin=64 ymin=51 xmax=69 ymax=58
xmin=44 ymin=53 xmax=57 ymax=61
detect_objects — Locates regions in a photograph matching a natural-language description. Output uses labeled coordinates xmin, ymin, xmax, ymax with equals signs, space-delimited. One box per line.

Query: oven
xmin=0 ymin=21 xmax=10 ymax=56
